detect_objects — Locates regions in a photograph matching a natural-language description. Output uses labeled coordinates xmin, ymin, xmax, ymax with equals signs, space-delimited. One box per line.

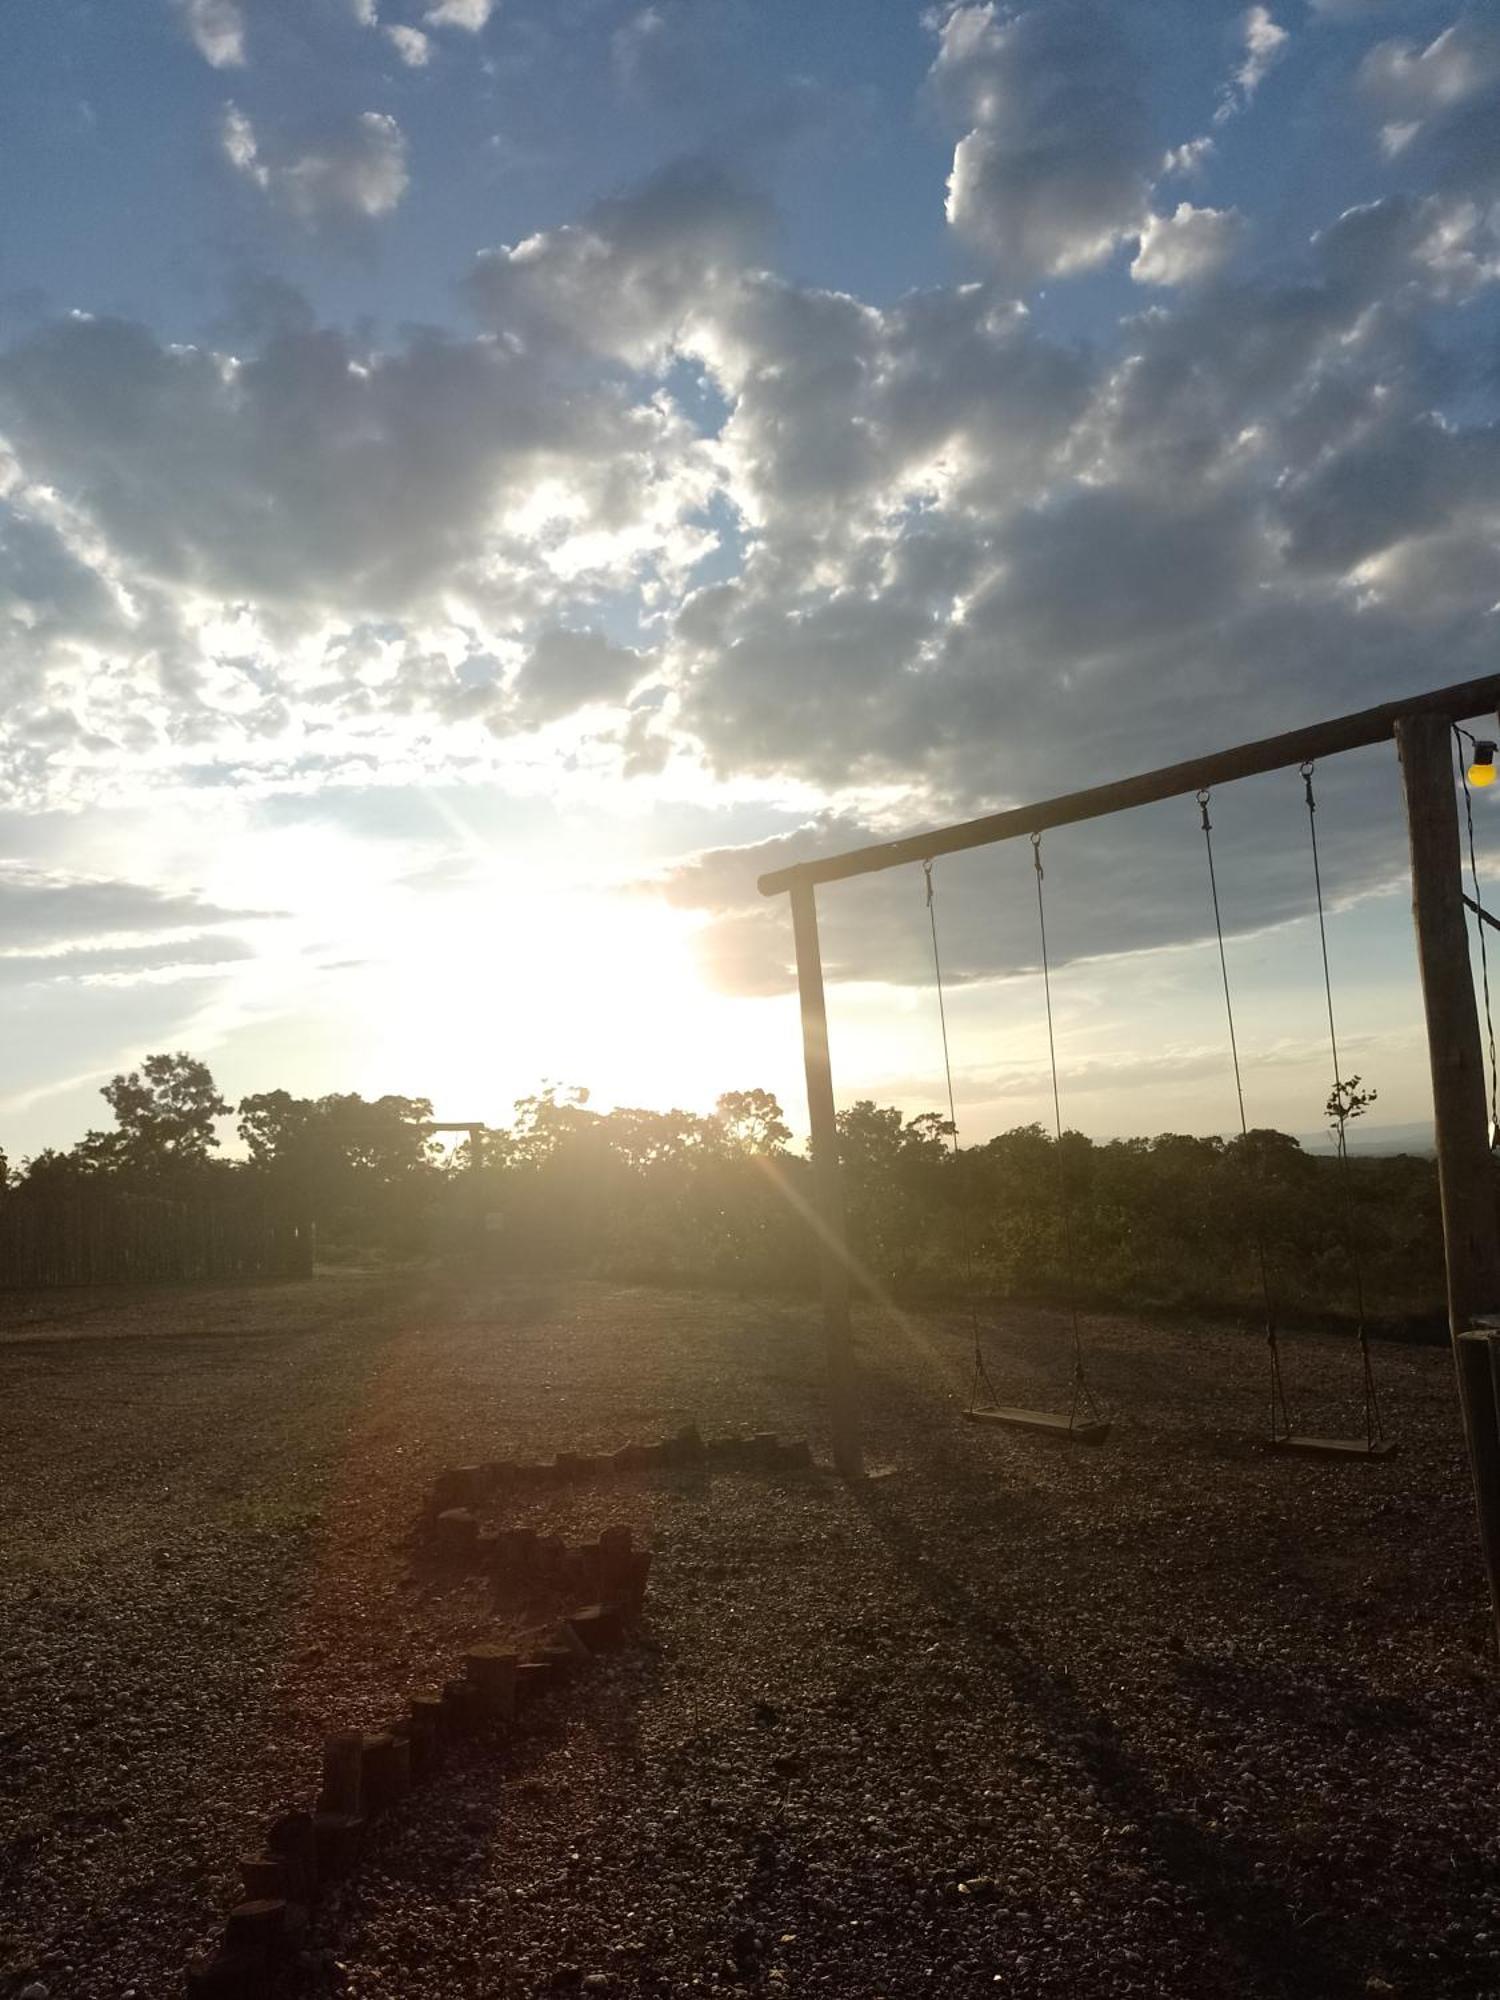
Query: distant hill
xmin=1297 ymin=1120 xmax=1436 ymax=1158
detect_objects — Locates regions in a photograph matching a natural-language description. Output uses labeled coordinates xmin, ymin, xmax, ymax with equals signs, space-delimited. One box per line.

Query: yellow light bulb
xmin=1469 ymin=740 xmax=1497 ymax=787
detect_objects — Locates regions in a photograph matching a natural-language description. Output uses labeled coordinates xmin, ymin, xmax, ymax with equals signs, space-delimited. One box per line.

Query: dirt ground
xmin=2 ymin=1268 xmax=1498 ymax=2000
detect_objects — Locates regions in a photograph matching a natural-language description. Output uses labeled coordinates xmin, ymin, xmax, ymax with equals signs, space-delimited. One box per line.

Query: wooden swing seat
xmin=1269 ymin=1433 xmax=1397 ymax=1461
xmin=967 ymin=1405 xmax=1112 ymax=1446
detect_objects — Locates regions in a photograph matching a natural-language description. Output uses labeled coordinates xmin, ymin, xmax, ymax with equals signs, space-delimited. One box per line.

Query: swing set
xmin=921 ymin=757 xmax=1400 ymax=1457
xmin=759 ymin=675 xmax=1500 ymax=1637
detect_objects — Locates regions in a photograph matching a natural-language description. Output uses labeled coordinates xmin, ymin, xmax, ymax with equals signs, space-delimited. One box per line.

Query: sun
xmin=366 ymin=875 xmax=791 ymax=1123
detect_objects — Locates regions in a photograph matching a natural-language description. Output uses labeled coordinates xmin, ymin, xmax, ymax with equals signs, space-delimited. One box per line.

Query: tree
xmin=237 ymin=1089 xmax=437 ymax=1243
xmin=74 ymin=1053 xmax=229 ymax=1178
xmin=715 ymin=1089 xmax=792 ymax=1157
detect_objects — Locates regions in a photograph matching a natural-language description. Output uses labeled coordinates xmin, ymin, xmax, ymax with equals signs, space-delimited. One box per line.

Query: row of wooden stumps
xmin=423 ymin=1424 xmax=814 ymax=1555
xmin=185 ymin=1529 xmax=650 ymax=1997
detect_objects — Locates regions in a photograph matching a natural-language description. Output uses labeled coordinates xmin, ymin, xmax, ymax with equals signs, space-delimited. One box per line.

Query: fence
xmin=0 ymin=1192 xmax=315 ymax=1288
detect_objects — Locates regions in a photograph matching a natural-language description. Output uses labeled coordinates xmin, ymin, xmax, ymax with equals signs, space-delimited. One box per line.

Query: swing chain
xmin=1029 ymin=829 xmax=1102 ymax=1428
xmin=921 ymin=858 xmax=997 ymax=1413
xmin=1194 ymin=784 xmax=1287 ymax=1439
xmin=1301 ymin=759 xmax=1383 ymax=1445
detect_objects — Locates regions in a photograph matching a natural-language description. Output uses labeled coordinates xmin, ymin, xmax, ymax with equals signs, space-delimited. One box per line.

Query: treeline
xmin=0 ymin=1054 xmax=1449 ymax=1322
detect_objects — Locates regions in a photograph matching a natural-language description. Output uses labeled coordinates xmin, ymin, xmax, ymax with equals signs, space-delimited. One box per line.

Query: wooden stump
xmin=557 ymin=1545 xmax=587 ymax=1597
xmin=360 ymin=1730 xmax=410 ymax=1814
xmin=536 ymin=1533 xmax=567 ymax=1584
xmin=318 ymin=1730 xmax=364 ymax=1816
xmin=185 ymin=1951 xmax=251 ymax=1997
xmin=599 ymin=1524 xmax=633 ymax=1596
xmin=408 ymin=1691 xmax=445 ymax=1768
xmin=224 ymin=1896 xmax=301 ymax=1966
xmin=238 ymin=1855 xmax=289 ymax=1901
xmin=751 ymin=1431 xmax=780 ymax=1464
xmin=464 ymin=1642 xmax=518 ymax=1721
xmin=266 ymin=1811 xmax=317 ymax=1904
xmin=663 ymin=1423 xmax=706 ymax=1467
xmin=515 ymin=1659 xmax=554 ymax=1707
xmin=442 ymin=1677 xmax=484 ymax=1735
xmin=434 ymin=1507 xmax=479 ymax=1565
xmin=495 ymin=1526 xmax=537 ymax=1583
xmin=542 ymin=1636 xmax=582 ymax=1676
xmin=568 ymin=1603 xmax=624 ymax=1653
xmin=312 ymin=1811 xmax=363 ymax=1883
xmin=618 ymin=1548 xmax=653 ymax=1618
xmin=430 ymin=1466 xmax=479 ymax=1514
xmin=573 ymin=1452 xmax=599 ymax=1479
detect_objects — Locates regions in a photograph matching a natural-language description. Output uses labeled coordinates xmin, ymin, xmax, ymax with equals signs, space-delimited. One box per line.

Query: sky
xmin=2 ymin=0 xmax=1500 ymax=1161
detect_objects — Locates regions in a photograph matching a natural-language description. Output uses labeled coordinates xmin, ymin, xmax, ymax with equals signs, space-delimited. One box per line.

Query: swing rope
xmin=1301 ymin=761 xmax=1384 ymax=1448
xmin=1030 ymin=832 xmax=1102 ymax=1428
xmin=1196 ymin=789 xmax=1290 ymax=1442
xmin=1455 ymin=725 xmax=1500 ymax=1148
xmin=923 ymin=861 xmax=998 ymax=1412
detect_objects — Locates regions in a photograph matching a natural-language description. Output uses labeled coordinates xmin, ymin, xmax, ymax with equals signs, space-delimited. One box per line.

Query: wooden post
xmin=1397 ymin=709 xmax=1500 ymax=1648
xmin=469 ymin=1124 xmax=485 ymax=1243
xmin=789 ymin=879 xmax=863 ymax=1479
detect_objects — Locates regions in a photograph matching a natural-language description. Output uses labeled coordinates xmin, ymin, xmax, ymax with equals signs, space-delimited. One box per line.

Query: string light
xmin=1468 ymin=739 xmax=1497 ymax=789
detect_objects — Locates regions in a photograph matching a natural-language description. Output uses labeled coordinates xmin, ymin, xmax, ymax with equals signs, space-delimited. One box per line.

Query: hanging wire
xmin=1300 ymin=761 xmax=1384 ymax=1447
xmin=1030 ymin=832 xmax=1101 ymax=1428
xmin=1197 ymin=789 xmax=1289 ymax=1441
xmin=923 ymin=861 xmax=997 ymax=1411
xmin=1454 ymin=724 xmax=1500 ymax=1149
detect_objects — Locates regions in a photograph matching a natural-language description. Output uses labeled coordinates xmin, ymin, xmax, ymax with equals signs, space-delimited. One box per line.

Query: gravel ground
xmin=2 ymin=1269 xmax=1499 ymax=1999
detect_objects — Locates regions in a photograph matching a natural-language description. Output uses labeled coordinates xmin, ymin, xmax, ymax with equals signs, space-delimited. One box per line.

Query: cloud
xmin=386 ymin=24 xmax=431 ymax=65
xmin=505 ymin=628 xmax=651 ymax=727
xmin=174 ymin=0 xmax=246 ymax=67
xmin=1216 ymin=6 xmax=1288 ymax=122
xmin=0 ymin=864 xmax=265 ymax=951
xmin=466 ymin=157 xmax=771 ymax=365
xmin=1131 ymin=203 xmax=1245 ymax=285
xmin=0 ymin=935 xmax=255 ymax=989
xmin=424 ymin=0 xmax=493 ymax=29
xmin=1359 ymin=11 xmax=1500 ymax=122
xmin=221 ymin=105 xmax=410 ymax=223
xmin=0 ymin=309 xmax=678 ymax=621
xmin=929 ymin=1 xmax=1156 ymax=281
xmin=1358 ymin=10 xmax=1500 ymax=192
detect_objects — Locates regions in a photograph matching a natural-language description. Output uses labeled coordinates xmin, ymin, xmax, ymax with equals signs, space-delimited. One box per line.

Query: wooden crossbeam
xmin=758 ymin=672 xmax=1500 ymax=896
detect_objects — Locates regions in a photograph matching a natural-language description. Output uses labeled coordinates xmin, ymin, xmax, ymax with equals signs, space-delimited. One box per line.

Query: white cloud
xmin=929 ymin=1 xmax=1156 ymax=281
xmin=1216 ymin=5 xmax=1288 ymax=123
xmin=1131 ymin=203 xmax=1245 ymax=286
xmin=1162 ymin=136 xmax=1215 ymax=178
xmin=1359 ymin=13 xmax=1500 ymax=122
xmin=386 ymin=23 xmax=431 ymax=64
xmin=467 ymin=158 xmax=771 ymax=365
xmin=174 ymin=0 xmax=246 ymax=68
xmin=220 ymin=106 xmax=410 ymax=223
xmin=424 ymin=0 xmax=494 ymax=30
